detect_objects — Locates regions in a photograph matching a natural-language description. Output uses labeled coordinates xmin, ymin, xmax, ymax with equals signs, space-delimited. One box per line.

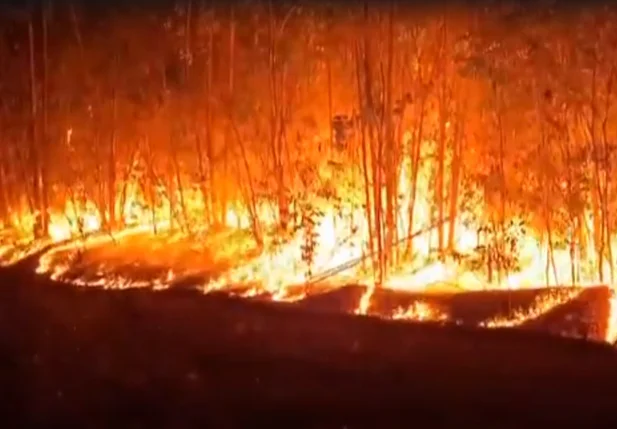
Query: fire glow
xmin=0 ymin=132 xmax=615 ymax=344
xmin=1 ymin=3 xmax=617 ymax=345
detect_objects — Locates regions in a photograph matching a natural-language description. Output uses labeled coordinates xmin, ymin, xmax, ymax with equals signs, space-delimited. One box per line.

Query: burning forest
xmin=1 ymin=2 xmax=617 ymax=344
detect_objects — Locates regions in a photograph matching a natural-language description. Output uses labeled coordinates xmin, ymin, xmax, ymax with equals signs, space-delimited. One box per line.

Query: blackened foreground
xmin=2 ymin=256 xmax=617 ymax=428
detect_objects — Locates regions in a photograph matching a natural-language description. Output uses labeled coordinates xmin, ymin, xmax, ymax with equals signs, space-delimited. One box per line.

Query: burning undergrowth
xmin=299 ymin=284 xmax=610 ymax=342
xmin=7 ymin=222 xmax=611 ymax=343
xmin=2 ymin=185 xmax=615 ymax=346
xmin=35 ymin=226 xmax=259 ymax=290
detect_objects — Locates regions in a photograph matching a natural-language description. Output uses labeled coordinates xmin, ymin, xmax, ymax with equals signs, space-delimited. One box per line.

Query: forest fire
xmin=1 ymin=2 xmax=617 ymax=345
xmin=2 ymin=153 xmax=615 ymax=344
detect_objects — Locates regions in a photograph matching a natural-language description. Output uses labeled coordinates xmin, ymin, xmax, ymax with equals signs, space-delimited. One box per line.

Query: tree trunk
xmin=354 ymin=43 xmax=375 ymax=278
xmin=406 ymin=90 xmax=427 ymax=257
xmin=171 ymin=132 xmax=190 ymax=234
xmin=144 ymin=136 xmax=158 ymax=235
xmin=0 ymin=157 xmax=8 ymax=223
xmin=436 ymin=17 xmax=447 ymax=259
xmin=447 ymin=99 xmax=463 ymax=251
xmin=601 ymin=67 xmax=614 ymax=283
xmin=327 ymin=57 xmax=334 ymax=155
xmin=588 ymin=64 xmax=605 ymax=282
xmin=267 ymin=1 xmax=289 ymax=232
xmin=28 ymin=18 xmax=42 ymax=237
xmin=383 ymin=1 xmax=396 ymax=273
xmin=108 ymin=80 xmax=118 ymax=230
xmin=228 ymin=116 xmax=263 ymax=248
xmin=40 ymin=1 xmax=50 ymax=236
xmin=361 ymin=1 xmax=385 ymax=285
xmin=494 ymin=83 xmax=507 ymax=285
xmin=220 ymin=4 xmax=236 ymax=225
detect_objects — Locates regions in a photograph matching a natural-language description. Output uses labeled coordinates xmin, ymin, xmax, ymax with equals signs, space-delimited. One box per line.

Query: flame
xmin=1 ymin=130 xmax=616 ymax=344
xmin=390 ymin=301 xmax=449 ymax=322
xmin=480 ymin=289 xmax=583 ymax=328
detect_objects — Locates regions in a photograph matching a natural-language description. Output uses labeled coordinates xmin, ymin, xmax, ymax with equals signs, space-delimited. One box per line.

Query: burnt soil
xmin=2 ymin=253 xmax=617 ymax=428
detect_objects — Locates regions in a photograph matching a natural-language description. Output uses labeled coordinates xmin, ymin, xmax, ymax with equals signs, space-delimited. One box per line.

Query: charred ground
xmin=2 ymin=254 xmax=617 ymax=428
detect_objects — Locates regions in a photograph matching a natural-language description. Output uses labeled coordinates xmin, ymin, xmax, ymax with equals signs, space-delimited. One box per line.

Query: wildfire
xmin=1 ymin=132 xmax=615 ymax=346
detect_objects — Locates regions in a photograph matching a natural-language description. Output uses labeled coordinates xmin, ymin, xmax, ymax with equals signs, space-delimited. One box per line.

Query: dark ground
xmin=2 ymin=253 xmax=617 ymax=428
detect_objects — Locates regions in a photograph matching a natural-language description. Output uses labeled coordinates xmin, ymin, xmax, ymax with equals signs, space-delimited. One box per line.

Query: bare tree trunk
xmin=354 ymin=43 xmax=375 ymax=278
xmin=0 ymin=156 xmax=9 ymax=223
xmin=16 ymin=138 xmax=36 ymax=215
xmin=108 ymin=74 xmax=118 ymax=230
xmin=383 ymin=1 xmax=396 ymax=274
xmin=601 ymin=67 xmax=614 ymax=283
xmin=436 ymin=16 xmax=447 ymax=258
xmin=361 ymin=2 xmax=385 ymax=285
xmin=28 ymin=18 xmax=39 ymax=224
xmin=267 ymin=1 xmax=289 ymax=232
xmin=171 ymin=132 xmax=190 ymax=234
xmin=40 ymin=1 xmax=50 ymax=235
xmin=194 ymin=129 xmax=209 ymax=222
xmin=535 ymin=79 xmax=559 ymax=285
xmin=92 ymin=131 xmax=106 ymax=226
xmin=327 ymin=57 xmax=334 ymax=154
xmin=204 ymin=8 xmax=215 ymax=225
xmin=219 ymin=4 xmax=236 ymax=225
xmin=494 ymin=83 xmax=507 ymax=285
xmin=407 ymin=90 xmax=427 ymax=256
xmin=144 ymin=135 xmax=157 ymax=235
xmin=228 ymin=116 xmax=263 ymax=248
xmin=588 ymin=63 xmax=605 ymax=282
xmin=447 ymin=98 xmax=463 ymax=251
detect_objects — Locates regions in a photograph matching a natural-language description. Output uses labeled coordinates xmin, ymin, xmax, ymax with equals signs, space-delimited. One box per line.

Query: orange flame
xmin=0 ymin=130 xmax=614 ymax=344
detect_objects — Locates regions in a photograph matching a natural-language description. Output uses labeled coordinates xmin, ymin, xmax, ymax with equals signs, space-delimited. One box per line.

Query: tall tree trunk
xmin=171 ymin=132 xmax=190 ymax=234
xmin=601 ymin=67 xmax=614 ymax=283
xmin=436 ymin=16 xmax=447 ymax=259
xmin=267 ymin=1 xmax=288 ymax=231
xmin=204 ymin=8 xmax=215 ymax=225
xmin=108 ymin=77 xmax=118 ymax=230
xmin=220 ymin=4 xmax=236 ymax=225
xmin=0 ymin=156 xmax=8 ymax=223
xmin=327 ymin=57 xmax=333 ymax=154
xmin=406 ymin=89 xmax=427 ymax=256
xmin=588 ymin=63 xmax=604 ymax=282
xmin=447 ymin=98 xmax=463 ymax=251
xmin=494 ymin=83 xmax=507 ymax=285
xmin=40 ymin=1 xmax=50 ymax=236
xmin=28 ymin=18 xmax=42 ymax=237
xmin=228 ymin=116 xmax=263 ymax=248
xmin=144 ymin=135 xmax=158 ymax=235
xmin=362 ymin=1 xmax=384 ymax=285
xmin=383 ymin=1 xmax=396 ymax=274
xmin=354 ymin=43 xmax=375 ymax=278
